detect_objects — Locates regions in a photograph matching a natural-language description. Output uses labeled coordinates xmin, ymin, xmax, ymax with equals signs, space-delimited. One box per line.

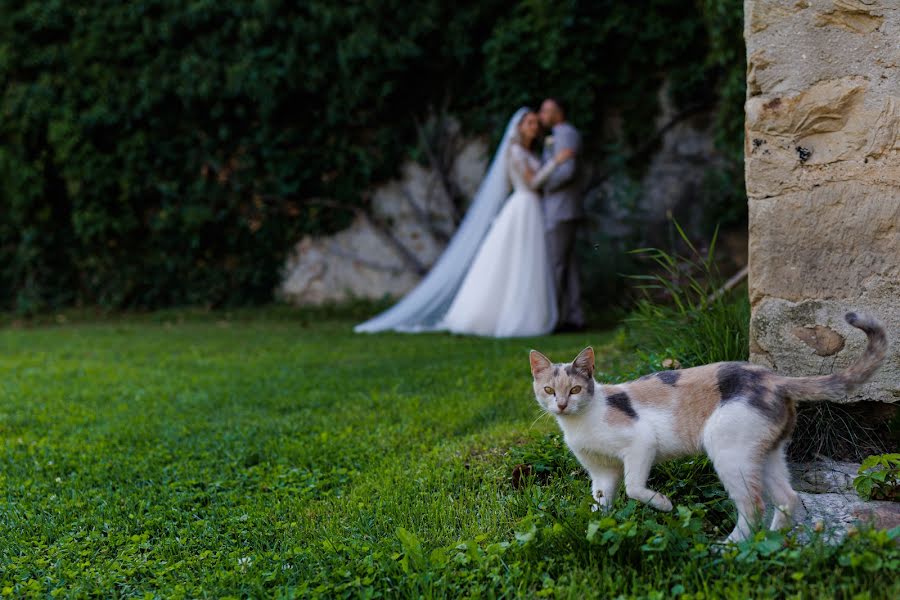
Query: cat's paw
xmin=652 ymin=495 xmax=673 ymax=512
xmin=591 ymin=491 xmax=613 ymax=512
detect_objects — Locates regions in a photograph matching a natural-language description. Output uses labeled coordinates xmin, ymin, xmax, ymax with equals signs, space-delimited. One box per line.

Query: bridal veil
xmin=354 ymin=108 xmax=528 ymax=333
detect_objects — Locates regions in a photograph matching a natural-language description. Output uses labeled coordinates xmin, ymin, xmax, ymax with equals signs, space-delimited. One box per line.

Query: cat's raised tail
xmin=776 ymin=312 xmax=888 ymax=402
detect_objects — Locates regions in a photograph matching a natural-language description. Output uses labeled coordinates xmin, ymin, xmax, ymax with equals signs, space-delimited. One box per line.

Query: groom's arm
xmin=544 ymin=126 xmax=580 ymax=193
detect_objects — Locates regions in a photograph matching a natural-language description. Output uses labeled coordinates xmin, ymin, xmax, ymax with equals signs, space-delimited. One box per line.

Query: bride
xmin=354 ymin=108 xmax=573 ymax=337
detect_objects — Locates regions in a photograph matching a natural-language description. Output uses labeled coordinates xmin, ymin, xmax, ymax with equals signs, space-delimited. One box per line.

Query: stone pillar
xmin=744 ymin=0 xmax=899 ymax=403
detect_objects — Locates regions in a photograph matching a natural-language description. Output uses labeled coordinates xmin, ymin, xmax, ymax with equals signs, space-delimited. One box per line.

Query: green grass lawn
xmin=1 ymin=312 xmax=897 ymax=598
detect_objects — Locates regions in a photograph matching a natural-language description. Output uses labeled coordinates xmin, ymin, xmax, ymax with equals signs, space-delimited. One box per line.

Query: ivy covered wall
xmin=0 ymin=0 xmax=744 ymax=312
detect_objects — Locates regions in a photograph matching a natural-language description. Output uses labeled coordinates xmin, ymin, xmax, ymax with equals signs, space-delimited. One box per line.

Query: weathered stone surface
xmin=815 ymin=0 xmax=885 ymax=34
xmin=278 ymin=137 xmax=488 ymax=305
xmin=791 ymin=457 xmax=858 ymax=493
xmin=790 ymin=458 xmax=900 ymax=543
xmin=795 ymin=492 xmax=860 ymax=542
xmin=796 ymin=495 xmax=900 ymax=539
xmin=747 ymin=0 xmax=808 ymax=34
xmin=745 ymin=0 xmax=900 ymax=403
xmin=747 ymin=50 xmax=778 ymax=96
xmin=748 ymin=185 xmax=900 ymax=303
xmin=792 ymin=324 xmax=845 ymax=356
xmin=850 ymin=502 xmax=900 ymax=530
xmin=636 ymin=85 xmax=725 ymax=237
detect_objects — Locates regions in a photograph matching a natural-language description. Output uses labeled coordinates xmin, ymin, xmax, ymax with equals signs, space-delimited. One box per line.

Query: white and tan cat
xmin=529 ymin=312 xmax=887 ymax=542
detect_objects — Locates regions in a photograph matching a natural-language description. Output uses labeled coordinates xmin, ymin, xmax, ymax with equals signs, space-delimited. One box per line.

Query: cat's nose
xmin=556 ymin=399 xmax=568 ymax=411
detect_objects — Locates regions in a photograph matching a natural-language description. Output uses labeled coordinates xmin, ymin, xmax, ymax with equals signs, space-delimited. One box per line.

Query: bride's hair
xmin=512 ymin=109 xmax=539 ymax=153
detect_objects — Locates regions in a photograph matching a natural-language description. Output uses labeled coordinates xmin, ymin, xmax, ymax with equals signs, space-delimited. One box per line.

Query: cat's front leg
xmin=573 ymin=450 xmax=622 ymax=511
xmin=590 ymin=466 xmax=622 ymax=511
xmin=622 ymin=447 xmax=673 ymax=512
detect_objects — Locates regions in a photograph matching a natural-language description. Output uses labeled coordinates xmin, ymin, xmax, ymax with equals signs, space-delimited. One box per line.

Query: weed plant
xmin=626 ymin=222 xmax=749 ymax=369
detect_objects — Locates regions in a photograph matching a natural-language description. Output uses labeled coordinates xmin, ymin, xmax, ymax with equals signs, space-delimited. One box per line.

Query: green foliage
xmin=482 ymin=0 xmax=712 ymax=148
xmin=509 ymin=432 xmax=581 ymax=481
xmin=855 ymin=454 xmax=900 ymax=501
xmin=1 ymin=0 xmax=746 ymax=312
xmin=2 ymin=314 xmax=898 ymax=597
xmin=695 ymin=0 xmax=748 ymax=230
xmin=627 ymin=221 xmax=750 ymax=367
xmin=0 ymin=0 xmax=505 ymax=312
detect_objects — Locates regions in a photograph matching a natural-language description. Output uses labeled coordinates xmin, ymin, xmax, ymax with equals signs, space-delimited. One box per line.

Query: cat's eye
xmin=570 ymin=386 xmax=582 ymax=395
xmin=543 ymin=386 xmax=555 ymax=395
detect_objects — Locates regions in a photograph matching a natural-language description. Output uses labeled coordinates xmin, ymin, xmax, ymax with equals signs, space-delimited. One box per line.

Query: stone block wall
xmin=745 ymin=0 xmax=899 ymax=403
xmin=278 ymin=138 xmax=488 ymax=305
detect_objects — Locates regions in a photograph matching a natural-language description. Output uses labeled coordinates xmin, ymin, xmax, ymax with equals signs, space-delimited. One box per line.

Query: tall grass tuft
xmin=625 ymin=221 xmax=749 ymax=368
xmin=622 ymin=222 xmax=897 ymax=462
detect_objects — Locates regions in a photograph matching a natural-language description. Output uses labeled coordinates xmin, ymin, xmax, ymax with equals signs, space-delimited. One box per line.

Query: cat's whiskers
xmin=528 ymin=410 xmax=552 ymax=429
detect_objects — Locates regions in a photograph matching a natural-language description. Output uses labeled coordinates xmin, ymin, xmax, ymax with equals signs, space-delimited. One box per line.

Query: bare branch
xmin=323 ymin=243 xmax=407 ymax=274
xmin=415 ymin=116 xmax=465 ymax=225
xmin=707 ymin=265 xmax=748 ymax=303
xmin=401 ymin=187 xmax=450 ymax=246
xmin=303 ymin=198 xmax=427 ymax=276
xmin=585 ymin=103 xmax=714 ymax=191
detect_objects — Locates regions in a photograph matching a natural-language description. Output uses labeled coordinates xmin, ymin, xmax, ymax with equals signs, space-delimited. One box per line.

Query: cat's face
xmin=529 ymin=347 xmax=595 ymax=416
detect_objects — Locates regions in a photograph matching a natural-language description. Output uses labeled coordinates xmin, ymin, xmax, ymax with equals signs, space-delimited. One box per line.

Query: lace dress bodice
xmin=507 ymin=143 xmax=558 ymax=193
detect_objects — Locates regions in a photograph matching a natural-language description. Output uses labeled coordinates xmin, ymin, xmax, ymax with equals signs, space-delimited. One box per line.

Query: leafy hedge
xmin=0 ymin=0 xmax=744 ymax=312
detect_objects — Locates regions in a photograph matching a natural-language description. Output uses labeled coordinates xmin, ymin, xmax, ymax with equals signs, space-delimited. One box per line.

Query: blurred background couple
xmin=356 ymin=99 xmax=586 ymax=338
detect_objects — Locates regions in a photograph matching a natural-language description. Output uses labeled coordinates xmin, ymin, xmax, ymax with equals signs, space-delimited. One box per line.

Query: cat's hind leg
xmin=704 ymin=407 xmax=768 ymax=543
xmin=711 ymin=452 xmax=766 ymax=543
xmin=763 ymin=442 xmax=799 ymax=531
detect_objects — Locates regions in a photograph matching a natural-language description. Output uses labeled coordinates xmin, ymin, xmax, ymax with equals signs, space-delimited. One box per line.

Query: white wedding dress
xmin=354 ymin=108 xmax=559 ymax=337
xmin=438 ymin=144 xmax=559 ymax=337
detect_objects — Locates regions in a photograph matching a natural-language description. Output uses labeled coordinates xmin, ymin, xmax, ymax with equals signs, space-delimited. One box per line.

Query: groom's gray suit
xmin=541 ymin=122 xmax=585 ymax=328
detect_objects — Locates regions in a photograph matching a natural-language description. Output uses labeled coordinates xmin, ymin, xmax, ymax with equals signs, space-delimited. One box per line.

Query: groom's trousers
xmin=546 ymin=220 xmax=585 ymax=327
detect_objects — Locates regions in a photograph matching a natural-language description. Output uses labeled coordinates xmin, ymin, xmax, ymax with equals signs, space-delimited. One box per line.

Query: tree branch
xmin=585 ymin=103 xmax=714 ymax=190
xmin=415 ymin=116 xmax=464 ymax=225
xmin=402 ymin=186 xmax=450 ymax=246
xmin=707 ymin=265 xmax=748 ymax=303
xmin=304 ymin=198 xmax=427 ymax=276
xmin=324 ymin=243 xmax=408 ymax=274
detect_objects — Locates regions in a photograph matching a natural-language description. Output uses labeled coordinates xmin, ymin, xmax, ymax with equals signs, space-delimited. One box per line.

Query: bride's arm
xmin=529 ymin=156 xmax=560 ymax=189
xmin=528 ymin=149 xmax=574 ymax=190
xmin=510 ymin=144 xmax=569 ymax=190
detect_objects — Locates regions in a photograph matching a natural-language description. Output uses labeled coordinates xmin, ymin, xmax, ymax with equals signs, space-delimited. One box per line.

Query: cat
xmin=529 ymin=312 xmax=887 ymax=543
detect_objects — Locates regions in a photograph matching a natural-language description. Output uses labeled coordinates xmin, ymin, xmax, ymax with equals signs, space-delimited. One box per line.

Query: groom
xmin=539 ymin=98 xmax=586 ymax=332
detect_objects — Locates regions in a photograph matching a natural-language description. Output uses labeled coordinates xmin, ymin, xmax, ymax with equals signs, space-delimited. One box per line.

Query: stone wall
xmin=278 ymin=137 xmax=488 ymax=305
xmin=745 ymin=0 xmax=899 ymax=403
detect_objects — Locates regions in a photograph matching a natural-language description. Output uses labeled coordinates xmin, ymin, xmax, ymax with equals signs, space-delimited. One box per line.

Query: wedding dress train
xmin=438 ymin=144 xmax=558 ymax=337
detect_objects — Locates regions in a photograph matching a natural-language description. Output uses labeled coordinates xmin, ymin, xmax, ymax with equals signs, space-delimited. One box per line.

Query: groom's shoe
xmin=554 ymin=322 xmax=587 ymax=334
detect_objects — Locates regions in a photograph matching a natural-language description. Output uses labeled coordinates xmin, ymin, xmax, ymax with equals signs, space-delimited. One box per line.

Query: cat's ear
xmin=573 ymin=347 xmax=594 ymax=377
xmin=530 ymin=350 xmax=552 ymax=378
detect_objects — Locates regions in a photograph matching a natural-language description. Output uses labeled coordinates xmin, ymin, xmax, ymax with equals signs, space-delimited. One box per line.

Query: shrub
xmin=854 ymin=454 xmax=900 ymax=501
xmin=0 ymin=0 xmax=746 ymax=312
xmin=1 ymin=1 xmax=491 ymax=311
